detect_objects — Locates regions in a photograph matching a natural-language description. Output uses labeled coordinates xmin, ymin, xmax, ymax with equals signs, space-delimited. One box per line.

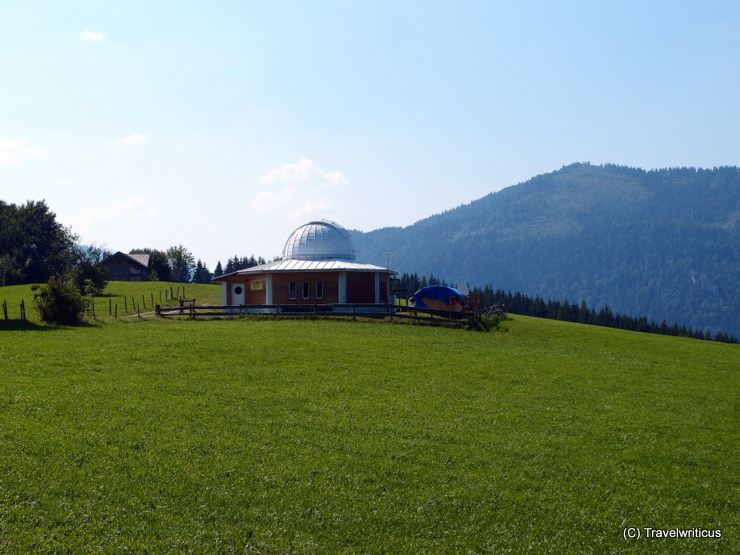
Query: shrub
xmin=68 ymin=262 xmax=108 ymax=295
xmin=32 ymin=276 xmax=89 ymax=325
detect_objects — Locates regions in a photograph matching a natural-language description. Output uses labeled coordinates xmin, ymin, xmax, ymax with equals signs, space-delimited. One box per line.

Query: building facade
xmin=213 ymin=220 xmax=395 ymax=308
xmin=100 ymin=252 xmax=150 ymax=282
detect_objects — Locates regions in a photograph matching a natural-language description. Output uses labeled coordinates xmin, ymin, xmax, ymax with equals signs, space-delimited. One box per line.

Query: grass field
xmin=0 ymin=281 xmax=222 ymax=323
xmin=0 ymin=284 xmax=737 ymax=552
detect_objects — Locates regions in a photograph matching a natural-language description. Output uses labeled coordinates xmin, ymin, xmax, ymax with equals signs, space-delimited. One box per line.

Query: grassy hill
xmin=0 ymin=307 xmax=736 ymax=552
xmin=0 ymin=281 xmax=222 ymax=323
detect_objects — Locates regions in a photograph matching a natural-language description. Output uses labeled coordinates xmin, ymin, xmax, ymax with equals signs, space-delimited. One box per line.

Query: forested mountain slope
xmin=353 ymin=163 xmax=739 ymax=335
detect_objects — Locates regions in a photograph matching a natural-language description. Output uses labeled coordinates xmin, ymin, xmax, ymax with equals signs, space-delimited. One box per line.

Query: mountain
xmin=353 ymin=163 xmax=740 ymax=336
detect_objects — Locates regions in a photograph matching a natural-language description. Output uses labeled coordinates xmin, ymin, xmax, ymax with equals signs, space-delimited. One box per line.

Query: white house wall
xmin=265 ymin=274 xmax=273 ymax=304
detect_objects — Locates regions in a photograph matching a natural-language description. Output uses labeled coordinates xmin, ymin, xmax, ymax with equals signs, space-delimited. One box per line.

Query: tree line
xmin=127 ymin=246 xmax=215 ymax=284
xmin=213 ymin=255 xmax=268 ymax=277
xmin=1 ymin=200 xmax=75 ymax=286
xmin=395 ymin=272 xmax=738 ymax=344
xmin=0 ymin=198 xmax=274 ymax=287
xmin=3 ymin=198 xmax=736 ymax=341
xmin=0 ymin=199 xmax=222 ymax=288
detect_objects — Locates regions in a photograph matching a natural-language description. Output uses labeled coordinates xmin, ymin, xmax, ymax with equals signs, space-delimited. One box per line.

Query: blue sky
xmin=1 ymin=1 xmax=738 ymax=267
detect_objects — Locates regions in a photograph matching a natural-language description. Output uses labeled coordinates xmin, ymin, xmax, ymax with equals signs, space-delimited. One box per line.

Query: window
xmin=315 ymin=281 xmax=324 ymax=300
xmin=288 ymin=282 xmax=296 ymax=300
xmin=302 ymin=281 xmax=310 ymax=300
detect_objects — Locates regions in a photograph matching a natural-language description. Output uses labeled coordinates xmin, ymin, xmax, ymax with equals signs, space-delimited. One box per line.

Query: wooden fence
xmin=156 ymin=302 xmax=504 ymax=327
xmin=1 ymin=290 xmax=502 ymax=327
xmin=1 ymin=299 xmax=27 ymax=321
xmin=1 ymin=285 xmax=192 ymax=323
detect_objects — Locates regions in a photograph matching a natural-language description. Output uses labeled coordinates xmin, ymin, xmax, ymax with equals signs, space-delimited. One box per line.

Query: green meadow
xmin=0 ymin=282 xmax=222 ymax=323
xmin=0 ymin=283 xmax=737 ymax=552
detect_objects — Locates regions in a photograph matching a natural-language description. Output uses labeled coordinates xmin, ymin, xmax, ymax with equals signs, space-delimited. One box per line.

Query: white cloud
xmin=67 ymin=196 xmax=157 ymax=239
xmin=259 ymin=158 xmax=349 ymax=188
xmin=118 ymin=133 xmax=149 ymax=145
xmin=78 ymin=30 xmax=104 ymax=42
xmin=251 ymin=158 xmax=348 ymax=221
xmin=252 ymin=188 xmax=332 ymax=220
xmin=0 ymin=137 xmax=44 ymax=166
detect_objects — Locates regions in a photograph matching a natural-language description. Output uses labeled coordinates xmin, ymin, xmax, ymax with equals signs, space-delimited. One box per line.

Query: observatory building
xmin=213 ymin=220 xmax=396 ymax=308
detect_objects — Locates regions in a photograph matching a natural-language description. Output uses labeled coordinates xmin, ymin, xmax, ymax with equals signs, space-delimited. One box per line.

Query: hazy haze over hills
xmin=353 ymin=163 xmax=740 ymax=336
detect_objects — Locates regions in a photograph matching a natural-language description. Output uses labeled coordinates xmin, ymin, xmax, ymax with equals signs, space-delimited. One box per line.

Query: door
xmin=231 ymin=283 xmax=245 ymax=305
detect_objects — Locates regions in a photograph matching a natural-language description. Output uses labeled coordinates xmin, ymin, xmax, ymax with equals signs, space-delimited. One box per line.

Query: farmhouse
xmin=100 ymin=252 xmax=150 ymax=282
xmin=213 ymin=220 xmax=396 ymax=309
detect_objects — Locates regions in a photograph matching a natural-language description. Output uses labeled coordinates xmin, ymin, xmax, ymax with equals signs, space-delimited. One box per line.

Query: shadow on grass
xmin=0 ymin=320 xmax=53 ymax=332
xmin=0 ymin=319 xmax=101 ymax=332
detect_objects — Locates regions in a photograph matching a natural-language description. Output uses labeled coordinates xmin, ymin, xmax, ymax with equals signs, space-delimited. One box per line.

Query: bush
xmin=32 ymin=276 xmax=89 ymax=325
xmin=69 ymin=262 xmax=108 ymax=295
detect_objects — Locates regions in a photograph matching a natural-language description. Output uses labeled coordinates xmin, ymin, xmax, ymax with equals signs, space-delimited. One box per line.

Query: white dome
xmin=282 ymin=220 xmax=356 ymax=260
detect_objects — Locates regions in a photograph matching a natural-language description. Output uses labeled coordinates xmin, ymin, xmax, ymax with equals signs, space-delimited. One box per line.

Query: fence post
xmin=20 ymin=299 xmax=25 ymax=320
xmin=115 ymin=304 xmax=118 ymax=319
xmin=124 ymin=296 xmax=128 ymax=312
xmin=109 ymin=298 xmax=112 ymax=315
xmin=137 ymin=303 xmax=141 ymax=317
xmin=3 ymin=300 xmax=7 ymax=320
xmin=151 ymin=293 xmax=154 ymax=308
xmin=142 ymin=294 xmax=146 ymax=309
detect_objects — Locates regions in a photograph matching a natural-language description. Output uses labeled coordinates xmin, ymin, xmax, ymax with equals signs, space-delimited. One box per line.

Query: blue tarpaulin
xmin=410 ymin=286 xmax=467 ymax=309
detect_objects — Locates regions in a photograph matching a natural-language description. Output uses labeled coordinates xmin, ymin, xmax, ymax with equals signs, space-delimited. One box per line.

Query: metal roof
xmin=101 ymin=251 xmax=150 ymax=269
xmin=211 ymin=219 xmax=397 ymax=281
xmin=283 ymin=220 xmax=356 ymax=260
xmin=214 ymin=258 xmax=396 ymax=279
xmin=129 ymin=254 xmax=150 ymax=267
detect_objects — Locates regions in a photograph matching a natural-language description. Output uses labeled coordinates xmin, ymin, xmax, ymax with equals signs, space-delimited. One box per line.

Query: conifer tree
xmin=193 ymin=260 xmax=212 ymax=284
